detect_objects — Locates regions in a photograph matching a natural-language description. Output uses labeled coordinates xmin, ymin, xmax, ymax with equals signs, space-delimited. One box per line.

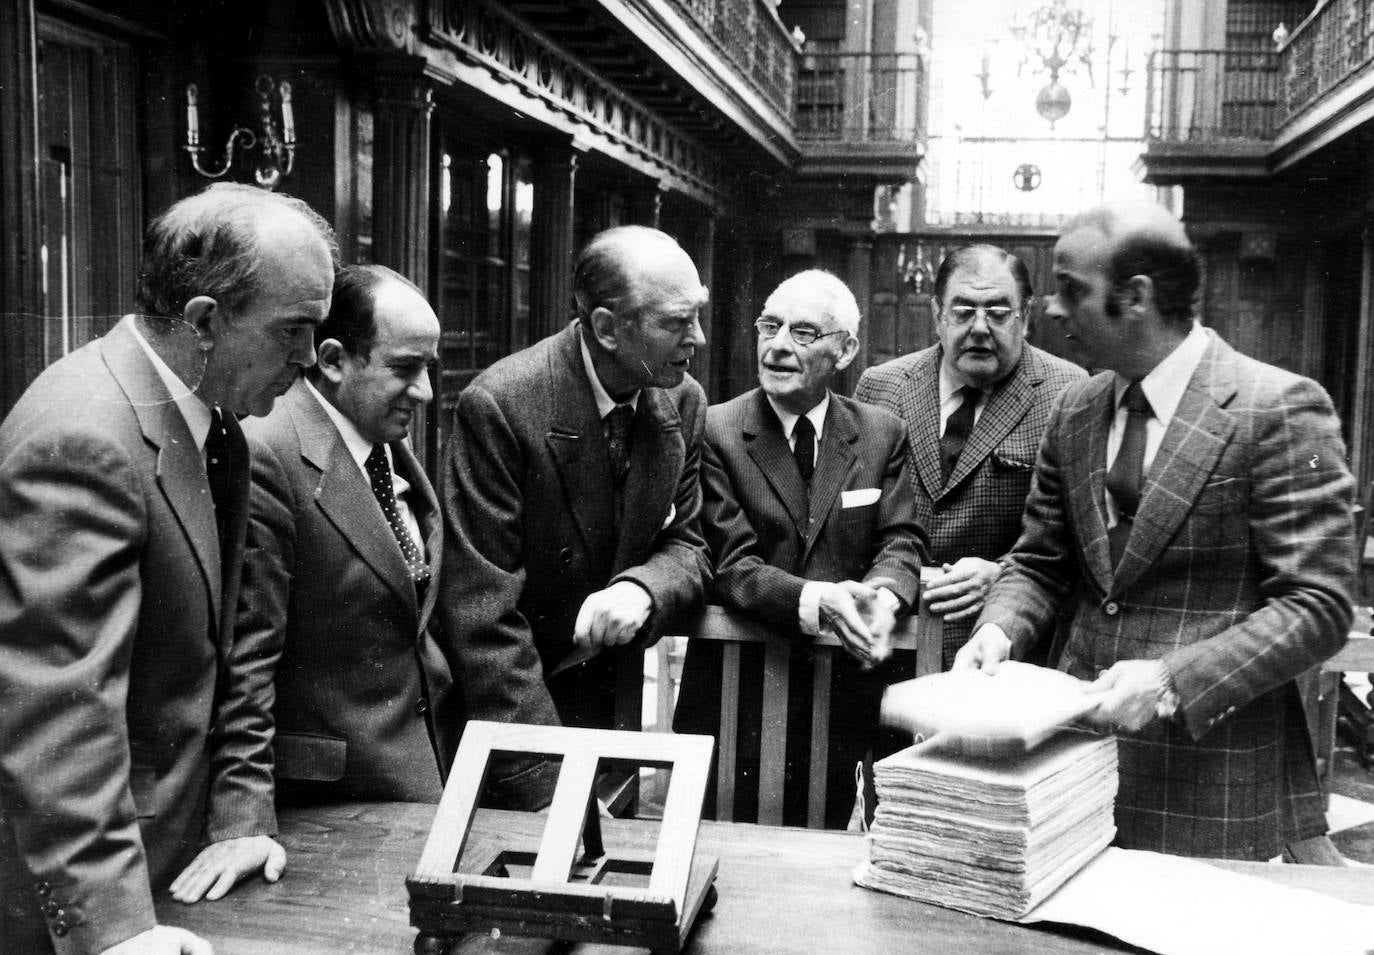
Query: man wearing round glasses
xmin=855 ymin=245 xmax=1085 ymax=671
xmin=675 ymin=269 xmax=927 ymax=828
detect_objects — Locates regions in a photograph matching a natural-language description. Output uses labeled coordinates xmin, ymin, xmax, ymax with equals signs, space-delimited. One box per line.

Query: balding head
xmin=1061 ymin=201 xmax=1199 ymax=325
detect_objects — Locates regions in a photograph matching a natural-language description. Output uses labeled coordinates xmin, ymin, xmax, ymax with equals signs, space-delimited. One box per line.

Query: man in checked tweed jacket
xmin=855 ymin=245 xmax=1084 ymax=669
xmin=957 ymin=201 xmax=1355 ymax=860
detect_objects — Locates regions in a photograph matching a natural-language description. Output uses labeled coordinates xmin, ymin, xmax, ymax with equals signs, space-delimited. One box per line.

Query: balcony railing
xmin=796 ymin=52 xmax=925 ymax=143
xmin=671 ymin=0 xmax=799 ymax=121
xmin=1282 ymin=0 xmax=1374 ymax=120
xmin=1145 ymin=49 xmax=1283 ymax=142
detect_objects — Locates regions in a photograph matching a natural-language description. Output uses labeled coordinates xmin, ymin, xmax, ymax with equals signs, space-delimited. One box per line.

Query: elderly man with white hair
xmin=674 ymin=269 xmax=928 ymax=829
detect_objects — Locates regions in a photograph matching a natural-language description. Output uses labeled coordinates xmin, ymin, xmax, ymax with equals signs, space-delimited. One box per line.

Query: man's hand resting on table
xmin=169 ymin=834 xmax=285 ymax=903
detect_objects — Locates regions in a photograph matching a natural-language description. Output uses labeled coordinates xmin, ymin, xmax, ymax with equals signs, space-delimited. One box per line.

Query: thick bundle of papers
xmin=855 ymin=730 xmax=1117 ymax=919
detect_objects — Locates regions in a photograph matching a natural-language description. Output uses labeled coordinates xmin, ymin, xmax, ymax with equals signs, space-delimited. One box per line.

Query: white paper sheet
xmin=1020 ymin=847 xmax=1374 ymax=955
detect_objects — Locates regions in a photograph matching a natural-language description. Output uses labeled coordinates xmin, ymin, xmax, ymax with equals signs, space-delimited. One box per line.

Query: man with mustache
xmin=439 ymin=226 xmax=711 ymax=811
xmin=233 ymin=264 xmax=457 ymax=806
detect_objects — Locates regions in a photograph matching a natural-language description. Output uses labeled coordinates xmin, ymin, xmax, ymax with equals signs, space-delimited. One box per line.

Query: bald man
xmin=439 ymin=226 xmax=711 ymax=811
xmin=957 ymin=201 xmax=1355 ymax=861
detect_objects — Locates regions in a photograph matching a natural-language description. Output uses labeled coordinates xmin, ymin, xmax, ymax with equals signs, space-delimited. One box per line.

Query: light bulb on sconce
xmin=184 ymin=74 xmax=297 ymax=190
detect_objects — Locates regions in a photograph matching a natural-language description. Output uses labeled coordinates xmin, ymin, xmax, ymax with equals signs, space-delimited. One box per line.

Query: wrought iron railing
xmin=795 ymin=52 xmax=925 ymax=142
xmin=670 ymin=0 xmax=799 ymax=121
xmin=1145 ymin=49 xmax=1283 ymax=142
xmin=1146 ymin=2 xmax=1374 ymax=144
xmin=1281 ymin=0 xmax=1374 ymax=120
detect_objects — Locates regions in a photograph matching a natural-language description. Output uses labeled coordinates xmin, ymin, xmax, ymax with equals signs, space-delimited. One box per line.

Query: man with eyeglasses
xmin=674 ymin=270 xmax=927 ymax=828
xmin=855 ymin=244 xmax=1085 ymax=670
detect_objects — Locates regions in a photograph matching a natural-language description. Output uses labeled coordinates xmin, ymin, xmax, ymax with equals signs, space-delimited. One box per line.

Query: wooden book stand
xmin=407 ymin=721 xmax=719 ymax=954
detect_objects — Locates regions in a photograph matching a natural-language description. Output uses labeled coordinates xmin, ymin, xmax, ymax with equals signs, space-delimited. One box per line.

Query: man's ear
xmin=834 ymin=333 xmax=861 ymax=372
xmin=183 ymin=296 xmax=220 ymax=351
xmin=1123 ymin=275 xmax=1152 ymax=312
xmin=314 ymin=338 xmax=349 ymax=385
xmin=588 ymin=306 xmax=620 ymax=352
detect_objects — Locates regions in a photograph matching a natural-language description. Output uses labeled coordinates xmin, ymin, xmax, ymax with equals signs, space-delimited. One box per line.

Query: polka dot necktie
xmin=364 ymin=444 xmax=431 ymax=588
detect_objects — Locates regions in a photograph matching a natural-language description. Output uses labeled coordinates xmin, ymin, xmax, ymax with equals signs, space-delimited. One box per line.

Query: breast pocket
xmin=1192 ymin=476 xmax=1248 ymax=515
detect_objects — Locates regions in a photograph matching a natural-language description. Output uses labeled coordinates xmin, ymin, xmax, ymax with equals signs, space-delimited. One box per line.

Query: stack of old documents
xmin=855 ymin=664 xmax=1117 ymax=919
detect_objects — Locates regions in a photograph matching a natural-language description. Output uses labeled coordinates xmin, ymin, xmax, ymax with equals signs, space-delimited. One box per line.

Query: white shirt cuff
xmin=799 ymin=581 xmax=825 ymax=636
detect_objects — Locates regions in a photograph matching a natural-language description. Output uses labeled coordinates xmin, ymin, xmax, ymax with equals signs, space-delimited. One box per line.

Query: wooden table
xmin=156 ymin=802 xmax=1374 ymax=954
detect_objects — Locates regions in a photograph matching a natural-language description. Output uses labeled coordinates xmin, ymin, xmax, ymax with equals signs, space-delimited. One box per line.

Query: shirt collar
xmin=304 ymin=377 xmax=386 ymax=471
xmin=1113 ymin=321 xmax=1210 ymax=427
xmin=766 ymin=391 xmax=829 ymax=441
xmin=578 ymin=326 xmax=640 ymax=418
xmin=129 ymin=319 xmax=213 ymax=453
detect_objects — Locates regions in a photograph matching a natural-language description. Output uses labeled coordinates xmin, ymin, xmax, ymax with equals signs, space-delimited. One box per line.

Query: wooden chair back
xmin=682 ymin=596 xmax=941 ymax=829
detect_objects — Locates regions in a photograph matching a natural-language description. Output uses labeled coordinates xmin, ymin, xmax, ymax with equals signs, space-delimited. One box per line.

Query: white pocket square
xmin=841 ymin=487 xmax=881 ymax=508
xmin=661 ymin=503 xmax=676 ymax=529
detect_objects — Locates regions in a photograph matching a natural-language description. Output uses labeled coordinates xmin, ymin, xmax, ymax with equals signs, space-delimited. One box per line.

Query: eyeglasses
xmin=754 ymin=317 xmax=849 ymax=346
xmin=943 ymin=304 xmax=1020 ymax=327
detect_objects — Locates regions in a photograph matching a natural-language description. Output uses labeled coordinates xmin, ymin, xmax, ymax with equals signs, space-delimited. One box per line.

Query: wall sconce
xmin=185 ymin=74 xmax=296 ymax=190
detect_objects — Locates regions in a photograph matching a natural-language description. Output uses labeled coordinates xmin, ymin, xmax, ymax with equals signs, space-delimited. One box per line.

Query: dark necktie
xmin=606 ymin=404 xmax=634 ymax=485
xmin=939 ymin=386 xmax=980 ymax=484
xmin=364 ymin=444 xmax=432 ymax=589
xmin=205 ymin=409 xmax=233 ymax=553
xmin=793 ymin=414 xmax=816 ymax=484
xmin=1107 ymin=381 xmax=1152 ymax=567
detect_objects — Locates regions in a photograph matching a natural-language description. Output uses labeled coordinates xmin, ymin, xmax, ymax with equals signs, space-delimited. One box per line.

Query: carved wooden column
xmin=530 ymin=142 xmax=580 ymax=341
xmin=369 ymin=65 xmax=436 ymax=468
xmin=0 ymin=0 xmax=42 ymax=417
xmin=847 ymin=235 xmax=875 ymax=384
xmin=629 ymin=178 xmax=665 ymax=229
xmin=1353 ymin=218 xmax=1374 ymax=485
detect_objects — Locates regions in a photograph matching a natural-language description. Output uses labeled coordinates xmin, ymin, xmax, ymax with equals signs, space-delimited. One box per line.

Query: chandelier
xmin=1009 ymin=0 xmax=1096 ymax=128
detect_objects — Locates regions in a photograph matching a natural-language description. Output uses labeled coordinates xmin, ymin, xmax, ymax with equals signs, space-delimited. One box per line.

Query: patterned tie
xmin=205 ymin=409 xmax=233 ymax=553
xmin=605 ymin=404 xmax=634 ymax=485
xmin=1107 ymin=380 xmax=1152 ymax=566
xmin=792 ymin=414 xmax=816 ymax=484
xmin=939 ymin=386 xmax=980 ymax=484
xmin=364 ymin=444 xmax=432 ymax=589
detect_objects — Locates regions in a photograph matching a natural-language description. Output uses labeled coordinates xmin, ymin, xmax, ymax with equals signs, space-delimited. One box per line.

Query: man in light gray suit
xmin=0 ymin=184 xmax=335 ymax=955
xmin=234 ymin=264 xmax=456 ymax=806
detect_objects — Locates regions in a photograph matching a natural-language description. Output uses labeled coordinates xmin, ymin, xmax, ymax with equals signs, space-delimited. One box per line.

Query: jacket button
xmin=1104 ymin=601 xmax=1119 ymax=616
xmin=34 ymin=882 xmax=50 ymax=898
xmin=559 ymin=547 xmax=574 ymax=567
xmin=415 ymin=698 xmax=429 ymax=716
xmin=52 ymin=922 xmax=68 ymax=937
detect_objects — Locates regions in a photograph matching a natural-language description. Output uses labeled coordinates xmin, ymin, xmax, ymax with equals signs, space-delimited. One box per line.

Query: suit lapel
xmin=803 ymin=396 xmax=858 ymax=563
xmin=291 ymin=385 xmax=418 ymax=614
xmin=546 ymin=325 xmax=617 ymax=564
xmin=902 ymin=349 xmax=947 ymax=499
xmin=613 ymin=388 xmax=685 ymax=571
xmin=395 ymin=441 xmax=442 ymax=634
xmin=1113 ymin=338 xmax=1237 ymax=591
xmin=1064 ymin=375 xmax=1116 ymax=594
xmin=102 ymin=318 xmax=222 ymax=621
xmin=742 ymin=390 xmax=809 ymax=535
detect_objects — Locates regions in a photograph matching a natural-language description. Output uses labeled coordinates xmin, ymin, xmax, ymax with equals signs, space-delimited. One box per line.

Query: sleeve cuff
xmin=799 ymin=581 xmax=825 ymax=636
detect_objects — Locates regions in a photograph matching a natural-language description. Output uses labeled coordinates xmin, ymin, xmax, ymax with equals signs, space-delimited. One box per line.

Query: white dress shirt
xmin=130 ymin=319 xmax=213 ymax=462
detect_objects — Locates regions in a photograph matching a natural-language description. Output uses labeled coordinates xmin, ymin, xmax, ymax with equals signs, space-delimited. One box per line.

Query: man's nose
xmin=410 ymin=370 xmax=434 ymax=404
xmin=295 ymin=337 xmax=317 ymax=368
xmin=685 ymin=314 xmax=707 ymax=349
xmin=1045 ymin=295 xmax=1067 ymax=323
